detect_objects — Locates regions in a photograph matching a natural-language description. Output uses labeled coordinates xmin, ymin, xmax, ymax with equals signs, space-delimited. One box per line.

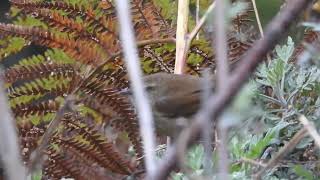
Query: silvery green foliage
xmin=229 ymin=37 xmax=320 ymax=178
xmin=174 ymin=37 xmax=320 ymax=179
xmin=171 ymin=145 xmax=205 ymax=179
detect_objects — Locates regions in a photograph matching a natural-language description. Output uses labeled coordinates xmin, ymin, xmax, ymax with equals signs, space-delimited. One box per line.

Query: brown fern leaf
xmin=62 ymin=118 xmax=134 ymax=174
xmin=0 ymin=23 xmax=103 ymax=66
xmin=11 ymin=0 xmax=120 ymax=55
xmin=142 ymin=46 xmax=175 ymax=73
xmin=82 ymin=62 xmax=129 ymax=92
xmin=22 ymin=8 xmax=118 ymax=55
xmin=12 ymin=99 xmax=60 ymax=118
xmin=78 ymin=55 xmax=129 ymax=91
xmin=142 ymin=45 xmax=207 ymax=75
xmin=227 ymin=35 xmax=255 ymax=63
xmin=30 ymin=9 xmax=95 ymax=39
xmin=54 ymin=136 xmax=133 ymax=175
xmin=80 ymin=96 xmax=116 ymax=125
xmin=18 ymin=122 xmax=45 ymax=162
xmin=94 ymin=67 xmax=129 ymax=89
xmin=131 ymin=0 xmax=173 ymax=40
xmin=8 ymin=77 xmax=73 ymax=100
xmin=97 ymin=0 xmax=116 ymax=16
xmin=231 ymin=4 xmax=254 ymax=34
xmin=5 ymin=62 xmax=75 ymax=84
xmin=78 ymin=85 xmax=143 ymax=159
xmin=291 ymin=30 xmax=319 ymax=62
xmin=44 ymin=147 xmax=99 ymax=180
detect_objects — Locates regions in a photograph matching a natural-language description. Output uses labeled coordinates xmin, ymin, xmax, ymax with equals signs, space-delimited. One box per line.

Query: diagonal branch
xmin=153 ymin=0 xmax=312 ymax=179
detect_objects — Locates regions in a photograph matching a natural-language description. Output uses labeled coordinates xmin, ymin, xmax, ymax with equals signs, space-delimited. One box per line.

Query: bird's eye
xmin=145 ymin=85 xmax=155 ymax=91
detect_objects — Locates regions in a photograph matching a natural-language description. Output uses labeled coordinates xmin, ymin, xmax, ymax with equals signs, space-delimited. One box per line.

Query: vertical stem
xmin=214 ymin=0 xmax=230 ymax=178
xmin=196 ymin=0 xmax=200 ymax=40
xmin=174 ymin=0 xmax=190 ymax=74
xmin=115 ymin=0 xmax=157 ymax=178
xmin=218 ymin=125 xmax=229 ymax=179
xmin=0 ymin=76 xmax=26 ymax=180
xmin=214 ymin=0 xmax=229 ymax=91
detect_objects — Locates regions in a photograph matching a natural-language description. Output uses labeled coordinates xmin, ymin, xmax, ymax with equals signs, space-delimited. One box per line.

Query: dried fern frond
xmin=131 ymin=0 xmax=174 ymax=39
xmin=78 ymin=86 xmax=143 ymax=159
xmin=5 ymin=62 xmax=75 ymax=83
xmin=291 ymin=30 xmax=319 ymax=62
xmin=18 ymin=122 xmax=45 ymax=162
xmin=12 ymin=99 xmax=60 ymax=118
xmin=0 ymin=23 xmax=104 ymax=66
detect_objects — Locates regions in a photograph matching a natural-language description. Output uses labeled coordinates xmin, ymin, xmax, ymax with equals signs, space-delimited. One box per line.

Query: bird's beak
xmin=118 ymin=88 xmax=132 ymax=96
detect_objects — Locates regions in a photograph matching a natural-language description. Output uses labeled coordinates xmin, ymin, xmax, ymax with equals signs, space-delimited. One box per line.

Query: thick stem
xmin=174 ymin=0 xmax=190 ymax=74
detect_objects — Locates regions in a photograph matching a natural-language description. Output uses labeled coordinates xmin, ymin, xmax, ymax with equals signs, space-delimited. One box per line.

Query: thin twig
xmin=251 ymin=0 xmax=264 ymax=37
xmin=239 ymin=157 xmax=267 ymax=168
xmin=153 ymin=1 xmax=312 ymax=179
xmin=188 ymin=2 xmax=216 ymax=46
xmin=196 ymin=0 xmax=200 ymax=40
xmin=299 ymin=115 xmax=320 ymax=149
xmin=0 ymin=74 xmax=26 ymax=180
xmin=136 ymin=37 xmax=176 ymax=47
xmin=174 ymin=0 xmax=190 ymax=74
xmin=28 ymin=96 xmax=75 ymax=173
xmin=115 ymin=0 xmax=157 ymax=178
xmin=254 ymin=128 xmax=307 ymax=179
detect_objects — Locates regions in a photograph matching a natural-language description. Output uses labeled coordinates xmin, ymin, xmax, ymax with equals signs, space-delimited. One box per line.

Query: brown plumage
xmin=123 ymin=73 xmax=215 ymax=138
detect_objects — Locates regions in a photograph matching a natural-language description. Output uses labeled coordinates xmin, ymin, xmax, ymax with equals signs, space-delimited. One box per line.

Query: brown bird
xmin=122 ymin=72 xmax=215 ymax=138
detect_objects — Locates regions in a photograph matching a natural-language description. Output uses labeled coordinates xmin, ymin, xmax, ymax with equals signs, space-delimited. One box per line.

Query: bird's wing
xmin=154 ymin=90 xmax=202 ymax=118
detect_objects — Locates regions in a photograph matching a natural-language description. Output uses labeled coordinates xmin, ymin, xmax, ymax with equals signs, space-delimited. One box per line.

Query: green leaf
xmin=293 ymin=165 xmax=314 ymax=180
xmin=267 ymin=58 xmax=284 ymax=87
xmin=275 ymin=37 xmax=294 ymax=63
xmin=187 ymin=145 xmax=204 ymax=171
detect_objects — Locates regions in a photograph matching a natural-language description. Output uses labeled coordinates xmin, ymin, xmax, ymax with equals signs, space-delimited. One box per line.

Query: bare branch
xmin=115 ymin=0 xmax=157 ymax=178
xmin=153 ymin=0 xmax=312 ymax=179
xmin=0 ymin=74 xmax=26 ymax=180
xmin=214 ymin=0 xmax=229 ymax=91
xmin=214 ymin=0 xmax=230 ymax=177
